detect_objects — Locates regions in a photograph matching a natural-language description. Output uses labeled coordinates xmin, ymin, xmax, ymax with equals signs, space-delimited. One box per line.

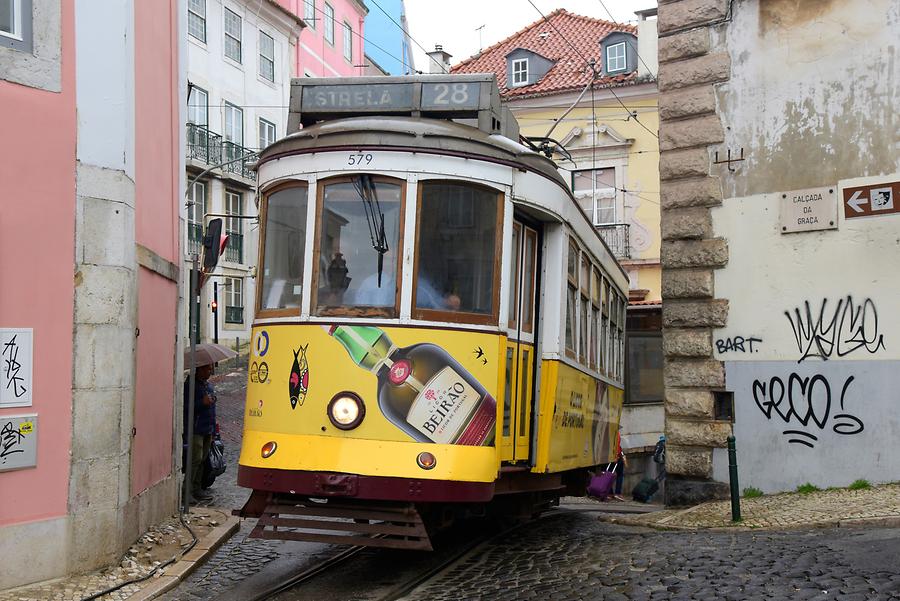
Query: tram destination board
xmin=290 ymin=75 xmax=501 ymax=129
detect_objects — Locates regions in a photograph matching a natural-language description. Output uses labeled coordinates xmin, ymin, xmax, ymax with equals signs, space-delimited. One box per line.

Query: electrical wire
xmin=522 ymin=0 xmax=658 ymax=139
xmin=368 ymin=0 xmax=445 ymax=73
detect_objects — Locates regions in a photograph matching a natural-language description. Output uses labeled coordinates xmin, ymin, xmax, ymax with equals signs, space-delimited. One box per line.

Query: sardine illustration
xmin=289 ymin=344 xmax=309 ymax=409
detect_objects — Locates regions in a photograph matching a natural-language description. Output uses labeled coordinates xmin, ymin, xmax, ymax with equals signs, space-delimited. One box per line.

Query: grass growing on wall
xmin=742 ymin=487 xmax=763 ymax=498
xmin=849 ymin=479 xmax=872 ymax=490
xmin=796 ymin=483 xmax=821 ymax=494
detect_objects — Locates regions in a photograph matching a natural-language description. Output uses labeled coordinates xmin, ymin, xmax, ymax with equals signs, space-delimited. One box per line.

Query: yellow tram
xmin=237 ymin=75 xmax=629 ymax=549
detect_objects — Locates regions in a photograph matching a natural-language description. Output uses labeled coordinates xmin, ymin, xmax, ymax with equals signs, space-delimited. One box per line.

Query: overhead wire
xmin=522 ymin=0 xmax=658 ymax=139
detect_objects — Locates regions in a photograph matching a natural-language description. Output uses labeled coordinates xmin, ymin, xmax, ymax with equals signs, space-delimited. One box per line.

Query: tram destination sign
xmin=290 ymin=75 xmax=502 ymax=131
xmin=779 ymin=186 xmax=837 ymax=233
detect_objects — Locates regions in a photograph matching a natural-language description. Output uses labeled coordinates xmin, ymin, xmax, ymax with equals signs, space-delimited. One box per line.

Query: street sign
xmin=843 ymin=180 xmax=899 ymax=219
xmin=779 ymin=186 xmax=837 ymax=233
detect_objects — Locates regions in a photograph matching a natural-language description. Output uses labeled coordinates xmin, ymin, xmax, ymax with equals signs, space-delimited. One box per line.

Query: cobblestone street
xmin=399 ymin=512 xmax=900 ymax=601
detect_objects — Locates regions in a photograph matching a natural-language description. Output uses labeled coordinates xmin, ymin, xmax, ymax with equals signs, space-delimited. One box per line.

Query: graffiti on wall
xmin=750 ymin=373 xmax=864 ymax=448
xmin=784 ymin=296 xmax=885 ymax=363
xmin=716 ymin=336 xmax=763 ymax=354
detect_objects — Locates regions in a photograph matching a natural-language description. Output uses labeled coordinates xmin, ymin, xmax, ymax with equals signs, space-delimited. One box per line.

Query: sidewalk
xmin=607 ymin=482 xmax=900 ymax=530
xmin=0 ymin=509 xmax=238 ymax=601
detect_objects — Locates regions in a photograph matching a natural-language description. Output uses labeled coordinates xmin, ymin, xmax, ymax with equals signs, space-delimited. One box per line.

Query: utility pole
xmin=212 ymin=281 xmax=219 ymax=344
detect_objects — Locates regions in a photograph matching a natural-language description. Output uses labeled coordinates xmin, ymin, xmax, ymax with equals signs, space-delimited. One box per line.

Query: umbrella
xmin=184 ymin=343 xmax=239 ymax=368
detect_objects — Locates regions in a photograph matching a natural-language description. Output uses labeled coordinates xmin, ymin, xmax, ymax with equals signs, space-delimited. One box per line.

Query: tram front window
xmin=414 ymin=182 xmax=500 ymax=321
xmin=314 ymin=176 xmax=403 ymax=316
xmin=259 ymin=185 xmax=308 ymax=311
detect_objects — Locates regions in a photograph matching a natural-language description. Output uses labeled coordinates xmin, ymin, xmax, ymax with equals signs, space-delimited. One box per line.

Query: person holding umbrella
xmin=183 ymin=343 xmax=236 ymax=503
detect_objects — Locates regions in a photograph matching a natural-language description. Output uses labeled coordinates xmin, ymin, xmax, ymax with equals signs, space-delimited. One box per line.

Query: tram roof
xmin=258 ymin=115 xmax=570 ymax=191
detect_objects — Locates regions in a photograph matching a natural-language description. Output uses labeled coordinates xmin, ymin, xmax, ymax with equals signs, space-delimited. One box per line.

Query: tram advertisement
xmin=246 ymin=325 xmax=502 ymax=445
xmin=539 ymin=361 xmax=624 ymax=472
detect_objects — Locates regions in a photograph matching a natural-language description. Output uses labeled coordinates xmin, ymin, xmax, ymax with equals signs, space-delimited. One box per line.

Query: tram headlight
xmin=261 ymin=441 xmax=277 ymax=458
xmin=327 ymin=392 xmax=365 ymax=430
xmin=416 ymin=452 xmax=437 ymax=470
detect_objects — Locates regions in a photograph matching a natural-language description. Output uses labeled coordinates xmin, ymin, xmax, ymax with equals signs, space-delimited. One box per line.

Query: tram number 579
xmin=348 ymin=153 xmax=373 ymax=166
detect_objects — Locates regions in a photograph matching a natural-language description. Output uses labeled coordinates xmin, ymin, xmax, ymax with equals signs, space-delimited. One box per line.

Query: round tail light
xmin=416 ymin=452 xmax=437 ymax=470
xmin=261 ymin=441 xmax=277 ymax=458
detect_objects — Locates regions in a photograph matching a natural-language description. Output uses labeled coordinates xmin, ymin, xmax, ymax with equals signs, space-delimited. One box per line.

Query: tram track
xmin=240 ymin=508 xmax=586 ymax=601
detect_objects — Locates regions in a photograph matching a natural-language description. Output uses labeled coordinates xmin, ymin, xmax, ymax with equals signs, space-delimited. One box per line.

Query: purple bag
xmin=587 ymin=463 xmax=617 ymax=500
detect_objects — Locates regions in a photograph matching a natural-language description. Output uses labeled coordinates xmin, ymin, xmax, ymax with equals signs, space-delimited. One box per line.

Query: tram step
xmin=243 ymin=494 xmax=433 ymax=550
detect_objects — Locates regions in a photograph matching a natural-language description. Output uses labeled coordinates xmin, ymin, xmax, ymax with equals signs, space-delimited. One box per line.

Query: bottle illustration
xmin=327 ymin=325 xmax=496 ymax=446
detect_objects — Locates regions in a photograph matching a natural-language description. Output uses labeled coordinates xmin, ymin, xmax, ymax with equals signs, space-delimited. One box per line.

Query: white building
xmin=185 ymin=0 xmax=303 ymax=345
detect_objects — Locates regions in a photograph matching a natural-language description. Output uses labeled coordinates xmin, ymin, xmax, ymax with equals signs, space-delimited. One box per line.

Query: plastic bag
xmin=202 ymin=435 xmax=226 ymax=489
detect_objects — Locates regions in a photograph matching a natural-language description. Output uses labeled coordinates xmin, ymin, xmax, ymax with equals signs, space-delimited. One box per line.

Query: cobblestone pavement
xmin=619 ymin=484 xmax=900 ymax=530
xmin=398 ymin=511 xmax=900 ymax=601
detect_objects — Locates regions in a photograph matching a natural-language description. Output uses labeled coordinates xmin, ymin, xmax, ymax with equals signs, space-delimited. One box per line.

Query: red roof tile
xmin=451 ymin=9 xmax=637 ymax=100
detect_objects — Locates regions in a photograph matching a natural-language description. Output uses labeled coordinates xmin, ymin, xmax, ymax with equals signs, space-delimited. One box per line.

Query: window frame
xmin=411 ymin=180 xmax=504 ymax=326
xmin=187 ymin=0 xmax=206 ymax=43
xmin=606 ymin=41 xmax=626 ymax=73
xmin=223 ymin=6 xmax=242 ymax=64
xmin=258 ymin=117 xmax=276 ymax=150
xmin=258 ymin=30 xmax=275 ymax=82
xmin=564 ymin=237 xmax=579 ymax=359
xmin=323 ymin=2 xmax=334 ymax=45
xmin=0 ymin=0 xmax=22 ymax=40
xmin=187 ymin=86 xmax=208 ymax=126
xmin=224 ymin=276 xmax=244 ymax=324
xmin=223 ymin=101 xmax=243 ymax=145
xmin=224 ymin=190 xmax=244 ymax=263
xmin=511 ymin=57 xmax=529 ymax=87
xmin=311 ymin=174 xmax=407 ymax=319
xmin=342 ymin=21 xmax=352 ymax=62
xmin=304 ymin=0 xmax=316 ymax=29
xmin=255 ymin=181 xmax=310 ymax=318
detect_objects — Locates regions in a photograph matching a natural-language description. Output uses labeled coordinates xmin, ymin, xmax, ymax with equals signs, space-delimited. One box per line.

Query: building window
xmin=511 ymin=58 xmax=528 ymax=86
xmin=573 ymin=168 xmax=617 ymax=225
xmin=606 ymin=41 xmax=626 ymax=73
xmin=187 ymin=0 xmax=206 ymax=42
xmin=224 ymin=7 xmax=242 ymax=63
xmin=258 ymin=117 xmax=276 ymax=150
xmin=187 ymin=86 xmax=208 ymax=126
xmin=304 ymin=0 xmax=315 ymax=28
xmin=342 ymin=22 xmax=352 ymax=61
xmin=324 ymin=2 xmax=334 ymax=45
xmin=225 ymin=191 xmax=244 ymax=263
xmin=0 ymin=0 xmax=21 ymax=39
xmin=187 ymin=181 xmax=207 ymax=257
xmin=224 ymin=277 xmax=244 ymax=324
xmin=626 ymin=334 xmax=663 ymax=404
xmin=259 ymin=31 xmax=274 ymax=81
xmin=224 ymin=102 xmax=243 ymax=145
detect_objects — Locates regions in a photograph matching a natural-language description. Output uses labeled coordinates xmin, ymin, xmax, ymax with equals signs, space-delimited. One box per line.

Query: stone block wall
xmin=657 ymin=0 xmax=733 ymax=505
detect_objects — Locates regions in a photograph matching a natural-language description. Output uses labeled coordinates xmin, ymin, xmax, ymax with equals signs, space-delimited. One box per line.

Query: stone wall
xmin=657 ymin=0 xmax=733 ymax=505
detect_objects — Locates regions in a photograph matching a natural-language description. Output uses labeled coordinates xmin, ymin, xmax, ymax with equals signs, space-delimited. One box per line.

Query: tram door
xmin=501 ymin=219 xmax=539 ymax=462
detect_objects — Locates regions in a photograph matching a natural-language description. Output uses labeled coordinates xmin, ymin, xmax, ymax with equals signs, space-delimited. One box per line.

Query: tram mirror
xmin=202 ymin=218 xmax=224 ymax=271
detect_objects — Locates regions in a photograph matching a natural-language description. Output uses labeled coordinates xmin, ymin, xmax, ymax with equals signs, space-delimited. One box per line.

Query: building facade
xmin=452 ymin=9 xmax=663 ymax=493
xmin=658 ymin=0 xmax=900 ymax=504
xmin=186 ymin=0 xmax=303 ymax=345
xmin=277 ymin=0 xmax=367 ymax=77
xmin=0 ymin=0 xmax=183 ymax=589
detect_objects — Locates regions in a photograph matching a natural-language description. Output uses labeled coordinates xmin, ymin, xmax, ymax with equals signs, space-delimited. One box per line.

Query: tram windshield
xmin=414 ymin=182 xmax=499 ymax=319
xmin=314 ymin=177 xmax=403 ymax=316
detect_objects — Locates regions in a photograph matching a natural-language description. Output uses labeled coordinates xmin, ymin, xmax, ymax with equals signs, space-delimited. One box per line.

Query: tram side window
xmin=414 ymin=182 xmax=500 ymax=320
xmin=590 ymin=267 xmax=601 ymax=370
xmin=259 ymin=185 xmax=308 ymax=311
xmin=565 ymin=237 xmax=578 ymax=356
xmin=578 ymin=253 xmax=590 ymax=362
xmin=314 ymin=176 xmax=403 ymax=316
xmin=600 ymin=278 xmax=610 ymax=376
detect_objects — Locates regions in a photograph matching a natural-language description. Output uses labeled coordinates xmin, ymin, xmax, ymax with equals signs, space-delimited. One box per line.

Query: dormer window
xmin=511 ymin=58 xmax=529 ymax=86
xmin=606 ymin=42 xmax=626 ymax=73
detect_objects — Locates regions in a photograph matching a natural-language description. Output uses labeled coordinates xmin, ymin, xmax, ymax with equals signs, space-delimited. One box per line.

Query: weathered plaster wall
xmin=658 ymin=0 xmax=899 ymax=501
xmin=717 ymin=0 xmax=899 ymax=199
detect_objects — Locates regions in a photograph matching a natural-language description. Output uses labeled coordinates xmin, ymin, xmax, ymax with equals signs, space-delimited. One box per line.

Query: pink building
xmin=277 ymin=0 xmax=368 ymax=77
xmin=0 ymin=1 xmax=184 ymax=589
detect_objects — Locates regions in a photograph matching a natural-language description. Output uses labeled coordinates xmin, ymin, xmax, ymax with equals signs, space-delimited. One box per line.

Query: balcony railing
xmin=225 ymin=306 xmax=244 ymax=324
xmin=224 ymin=232 xmax=243 ymax=263
xmin=596 ymin=223 xmax=631 ymax=259
xmin=222 ymin=141 xmax=256 ymax=180
xmin=186 ymin=123 xmax=222 ymax=166
xmin=186 ymin=124 xmax=255 ymax=180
